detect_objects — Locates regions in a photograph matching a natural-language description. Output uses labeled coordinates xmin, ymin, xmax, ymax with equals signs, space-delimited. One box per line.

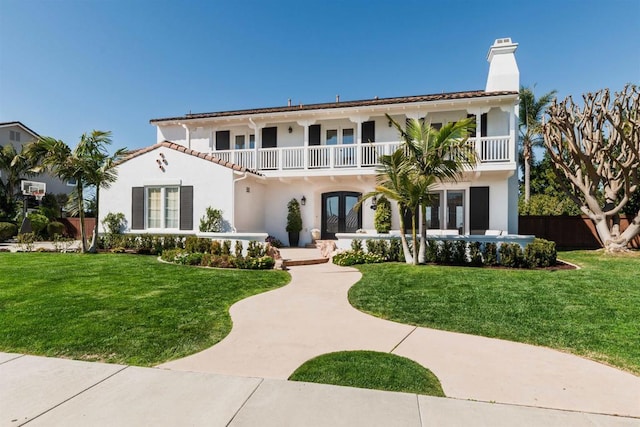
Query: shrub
xmin=52 ymin=234 xmax=75 ymax=252
xmin=425 ymin=240 xmax=439 ymax=263
xmin=27 ymin=213 xmax=49 ymax=237
xmin=100 ymin=234 xmax=186 ymax=252
xmin=468 ymin=241 xmax=483 ymax=266
xmin=47 ymin=221 xmax=66 ymax=238
xmin=365 ymin=239 xmax=376 ymax=254
xmin=436 ymin=240 xmax=453 ymax=264
xmin=160 ymin=248 xmax=184 ymax=262
xmin=234 ymin=240 xmax=243 ymax=258
xmin=16 ymin=232 xmax=36 ymax=252
xmin=236 ymin=256 xmax=275 ymax=270
xmin=102 ymin=212 xmax=126 ymax=234
xmin=222 ymin=240 xmax=232 ymax=256
xmin=332 ymin=250 xmax=385 ymax=266
xmin=185 ymin=236 xmax=210 ymax=253
xmin=499 ymin=243 xmax=524 ymax=268
xmin=452 ymin=240 xmax=468 ymax=265
xmin=374 ymin=196 xmax=392 ymax=233
xmin=211 ymin=240 xmax=222 ymax=256
xmin=0 ymin=222 xmax=18 ymax=242
xmin=524 ymin=238 xmax=557 ymax=268
xmin=286 ymin=199 xmax=302 ymax=233
xmin=388 ymin=238 xmax=404 ymax=262
xmin=265 ymin=235 xmax=283 ymax=248
xmin=351 ymin=239 xmax=364 ymax=252
xmin=199 ymin=207 xmax=224 ymax=232
xmin=483 ymin=242 xmax=498 ymax=266
xmin=247 ymin=240 xmax=266 ymax=258
xmin=203 ymin=254 xmax=237 ymax=268
xmin=372 ymin=240 xmax=389 ymax=260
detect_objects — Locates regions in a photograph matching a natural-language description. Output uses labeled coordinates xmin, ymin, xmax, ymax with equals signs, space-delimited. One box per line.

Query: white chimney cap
xmin=487 ymin=38 xmax=518 ymax=62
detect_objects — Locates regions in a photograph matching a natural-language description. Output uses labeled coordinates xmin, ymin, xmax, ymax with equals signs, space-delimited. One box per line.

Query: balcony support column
xmin=297 ymin=119 xmax=315 ymax=170
xmin=349 ymin=115 xmax=369 ymax=168
xmin=249 ymin=119 xmax=264 ymax=170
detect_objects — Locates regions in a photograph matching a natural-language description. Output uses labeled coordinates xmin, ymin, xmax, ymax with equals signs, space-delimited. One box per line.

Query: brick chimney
xmin=485 ymin=38 xmax=519 ymax=92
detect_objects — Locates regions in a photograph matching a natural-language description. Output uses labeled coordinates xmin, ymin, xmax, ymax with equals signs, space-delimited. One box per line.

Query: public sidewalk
xmin=2 ymin=353 xmax=637 ymax=427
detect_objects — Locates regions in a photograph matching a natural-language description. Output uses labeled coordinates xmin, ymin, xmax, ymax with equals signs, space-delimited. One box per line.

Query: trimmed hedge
xmin=160 ymin=249 xmax=275 ymax=270
xmin=0 ymin=222 xmax=18 ymax=242
xmin=333 ymin=238 xmax=557 ymax=269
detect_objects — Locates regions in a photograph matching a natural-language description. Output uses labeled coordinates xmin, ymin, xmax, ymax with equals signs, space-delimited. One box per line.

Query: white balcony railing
xmin=211 ymin=136 xmax=511 ymax=172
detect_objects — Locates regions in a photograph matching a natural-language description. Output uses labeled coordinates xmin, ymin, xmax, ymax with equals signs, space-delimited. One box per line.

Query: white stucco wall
xmin=99 ymin=146 xmax=236 ymax=233
xmin=233 ymin=177 xmax=266 ymax=233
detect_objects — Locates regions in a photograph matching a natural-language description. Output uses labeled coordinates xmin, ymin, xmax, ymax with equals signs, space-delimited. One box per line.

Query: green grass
xmin=348 ymin=251 xmax=640 ymax=375
xmin=0 ymin=253 xmax=289 ymax=366
xmin=289 ymin=351 xmax=445 ymax=396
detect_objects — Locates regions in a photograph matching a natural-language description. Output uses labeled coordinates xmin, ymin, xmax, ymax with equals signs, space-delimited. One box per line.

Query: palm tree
xmin=26 ymin=130 xmax=124 ymax=253
xmin=357 ymin=149 xmax=428 ymax=264
xmin=85 ymin=145 xmax=127 ymax=253
xmin=388 ymin=115 xmax=477 ymax=263
xmin=0 ymin=144 xmax=35 ymax=216
xmin=519 ymin=85 xmax=557 ymax=202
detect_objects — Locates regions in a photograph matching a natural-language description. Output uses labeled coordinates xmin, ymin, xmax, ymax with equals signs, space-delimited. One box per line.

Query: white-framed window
xmin=233 ymin=132 xmax=255 ymax=150
xmin=325 ymin=128 xmax=354 ymax=145
xmin=146 ymin=186 xmax=180 ymax=229
xmin=426 ymin=190 xmax=465 ymax=233
xmin=66 ymin=178 xmax=77 ymax=187
xmin=9 ymin=130 xmax=21 ymax=142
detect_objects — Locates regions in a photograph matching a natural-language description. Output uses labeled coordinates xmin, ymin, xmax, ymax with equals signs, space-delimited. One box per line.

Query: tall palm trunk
xmin=418 ymin=203 xmax=427 ymax=263
xmin=410 ymin=211 xmax=418 ymax=266
xmin=76 ymin=182 xmax=87 ymax=253
xmin=396 ymin=205 xmax=413 ymax=264
xmin=88 ymin=186 xmax=100 ymax=253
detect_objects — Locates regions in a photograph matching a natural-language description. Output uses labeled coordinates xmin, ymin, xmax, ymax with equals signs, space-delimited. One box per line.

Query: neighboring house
xmin=100 ymin=38 xmax=521 ymax=246
xmin=0 ymin=121 xmax=73 ymax=196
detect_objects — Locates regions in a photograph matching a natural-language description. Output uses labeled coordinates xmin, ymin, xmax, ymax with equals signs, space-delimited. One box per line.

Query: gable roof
xmin=121 ymin=141 xmax=262 ymax=176
xmin=0 ymin=121 xmax=40 ymax=138
xmin=150 ymin=90 xmax=518 ymax=123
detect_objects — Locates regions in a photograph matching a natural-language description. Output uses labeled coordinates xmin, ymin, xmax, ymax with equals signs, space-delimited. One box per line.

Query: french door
xmin=321 ymin=191 xmax=362 ymax=239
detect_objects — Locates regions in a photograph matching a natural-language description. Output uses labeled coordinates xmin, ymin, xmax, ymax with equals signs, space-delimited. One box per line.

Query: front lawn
xmin=289 ymin=351 xmax=445 ymax=396
xmin=0 ymin=253 xmax=289 ymax=366
xmin=348 ymin=251 xmax=640 ymax=374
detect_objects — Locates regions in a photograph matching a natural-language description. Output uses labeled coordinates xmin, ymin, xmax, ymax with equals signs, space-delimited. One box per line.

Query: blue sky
xmin=1 ymin=0 xmax=638 ymax=151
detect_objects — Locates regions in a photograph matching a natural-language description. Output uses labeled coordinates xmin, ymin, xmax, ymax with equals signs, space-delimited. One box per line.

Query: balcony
xmin=212 ymin=136 xmax=513 ymax=174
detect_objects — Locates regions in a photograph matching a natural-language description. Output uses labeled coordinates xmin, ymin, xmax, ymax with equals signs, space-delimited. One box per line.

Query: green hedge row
xmin=333 ymin=238 xmax=557 ymax=269
xmin=160 ymin=249 xmax=275 ymax=270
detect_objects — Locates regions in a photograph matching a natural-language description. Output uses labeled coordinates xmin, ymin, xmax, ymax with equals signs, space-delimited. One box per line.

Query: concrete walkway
xmin=2 ymin=353 xmax=637 ymax=426
xmin=159 ymin=261 xmax=640 ymax=418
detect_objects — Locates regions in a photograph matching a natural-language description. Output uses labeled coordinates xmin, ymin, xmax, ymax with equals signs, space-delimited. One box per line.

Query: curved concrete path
xmin=159 ymin=262 xmax=640 ymax=418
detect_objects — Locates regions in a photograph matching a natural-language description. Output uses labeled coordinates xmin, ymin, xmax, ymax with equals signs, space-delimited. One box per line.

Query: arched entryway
xmin=321 ymin=191 xmax=362 ymax=239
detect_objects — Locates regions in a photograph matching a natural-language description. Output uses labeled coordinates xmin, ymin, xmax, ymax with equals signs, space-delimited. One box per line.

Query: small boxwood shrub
xmin=47 ymin=221 xmax=66 ymax=237
xmin=483 ymin=242 xmax=498 ymax=266
xmin=351 ymin=239 xmax=364 ymax=252
xmin=185 ymin=236 xmax=210 ymax=254
xmin=436 ymin=240 xmax=453 ymax=264
xmin=524 ymin=238 xmax=557 ymax=268
xmin=388 ymin=238 xmax=404 ymax=262
xmin=425 ymin=239 xmax=438 ymax=263
xmin=100 ymin=234 xmax=185 ymax=253
xmin=247 ymin=240 xmax=266 ymax=258
xmin=27 ymin=213 xmax=49 ymax=237
xmin=234 ymin=241 xmax=243 ymax=258
xmin=499 ymin=243 xmax=524 ymax=268
xmin=0 ymin=222 xmax=18 ymax=242
xmin=468 ymin=241 xmax=483 ymax=266
xmin=366 ymin=239 xmax=389 ymax=260
xmin=236 ymin=256 xmax=275 ymax=270
xmin=332 ymin=250 xmax=385 ymax=266
xmin=452 ymin=240 xmax=467 ymax=265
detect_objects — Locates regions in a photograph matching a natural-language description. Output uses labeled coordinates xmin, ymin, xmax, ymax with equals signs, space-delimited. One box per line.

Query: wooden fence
xmin=519 ymin=215 xmax=640 ymax=249
xmin=57 ymin=218 xmax=96 ymax=240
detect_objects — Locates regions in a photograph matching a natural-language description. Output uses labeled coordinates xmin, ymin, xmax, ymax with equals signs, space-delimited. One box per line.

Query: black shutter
xmin=467 ymin=114 xmax=476 ymax=137
xmin=262 ymin=127 xmax=277 ymax=148
xmin=431 ymin=122 xmax=442 ymax=130
xmin=361 ymin=121 xmax=375 ymax=143
xmin=131 ymin=187 xmax=145 ymax=230
xmin=215 ymin=131 xmax=230 ymax=151
xmin=481 ymin=113 xmax=488 ymax=137
xmin=180 ymin=186 xmax=193 ymax=231
xmin=309 ymin=124 xmax=321 ymax=146
xmin=470 ymin=186 xmax=489 ymax=234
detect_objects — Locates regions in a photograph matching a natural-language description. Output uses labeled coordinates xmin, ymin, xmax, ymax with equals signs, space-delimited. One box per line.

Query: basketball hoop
xmin=21 ymin=180 xmax=47 ymax=200
xmin=34 ymin=192 xmax=45 ymax=202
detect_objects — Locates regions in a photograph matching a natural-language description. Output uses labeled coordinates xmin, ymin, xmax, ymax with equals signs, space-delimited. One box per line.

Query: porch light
xmin=301 ymin=196 xmax=306 ymax=206
xmin=288 ymin=126 xmax=293 ymax=133
xmin=370 ymin=196 xmax=377 ymax=210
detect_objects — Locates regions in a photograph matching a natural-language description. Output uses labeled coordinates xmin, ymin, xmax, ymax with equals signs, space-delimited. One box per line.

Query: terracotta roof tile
xmin=150 ymin=90 xmax=518 ymax=123
xmin=118 ymin=141 xmax=262 ymax=176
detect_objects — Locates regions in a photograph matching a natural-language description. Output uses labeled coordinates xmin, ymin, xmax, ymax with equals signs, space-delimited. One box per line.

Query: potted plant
xmin=286 ymin=198 xmax=302 ymax=247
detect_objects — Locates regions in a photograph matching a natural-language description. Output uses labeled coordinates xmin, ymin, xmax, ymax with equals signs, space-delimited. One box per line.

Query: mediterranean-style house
xmin=0 ymin=121 xmax=72 ymax=196
xmin=100 ymin=38 xmax=521 ymax=247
